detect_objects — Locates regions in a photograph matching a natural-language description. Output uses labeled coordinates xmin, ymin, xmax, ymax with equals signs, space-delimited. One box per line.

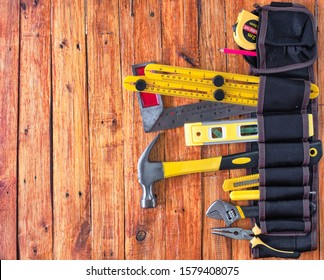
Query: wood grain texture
xmin=225 ymin=0 xmax=254 ymax=260
xmin=199 ymin=0 xmax=232 ymax=260
xmin=162 ymin=0 xmax=201 ymax=260
xmin=0 ymin=0 xmax=322 ymax=260
xmin=52 ymin=0 xmax=91 ymax=259
xmin=87 ymin=0 xmax=124 ymax=260
xmin=316 ymin=0 xmax=324 ymax=260
xmin=18 ymin=0 xmax=52 ymax=260
xmin=120 ymin=0 xmax=166 ymax=260
xmin=0 ymin=0 xmax=19 ymax=260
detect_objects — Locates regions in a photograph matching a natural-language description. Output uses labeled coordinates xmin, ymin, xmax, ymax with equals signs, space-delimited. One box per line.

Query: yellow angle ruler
xmin=123 ymin=64 xmax=319 ymax=107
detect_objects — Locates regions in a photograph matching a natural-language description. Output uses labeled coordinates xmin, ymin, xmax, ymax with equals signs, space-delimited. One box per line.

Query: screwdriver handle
xmin=230 ymin=190 xmax=259 ymax=201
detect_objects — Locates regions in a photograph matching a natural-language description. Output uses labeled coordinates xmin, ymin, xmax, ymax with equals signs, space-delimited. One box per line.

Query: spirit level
xmin=184 ymin=114 xmax=314 ymax=146
xmin=184 ymin=119 xmax=258 ymax=146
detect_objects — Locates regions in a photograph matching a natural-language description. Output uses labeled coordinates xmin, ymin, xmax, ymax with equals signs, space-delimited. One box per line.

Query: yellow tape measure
xmin=123 ymin=64 xmax=319 ymax=107
xmin=233 ymin=10 xmax=259 ymax=50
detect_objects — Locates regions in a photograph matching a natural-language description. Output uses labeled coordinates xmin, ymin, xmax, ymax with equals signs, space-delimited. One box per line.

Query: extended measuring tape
xmin=184 ymin=115 xmax=314 ymax=146
xmin=123 ymin=64 xmax=319 ymax=107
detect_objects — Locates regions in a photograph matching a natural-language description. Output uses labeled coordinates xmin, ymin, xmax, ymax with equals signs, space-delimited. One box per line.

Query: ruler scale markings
xmin=123 ymin=64 xmax=319 ymax=107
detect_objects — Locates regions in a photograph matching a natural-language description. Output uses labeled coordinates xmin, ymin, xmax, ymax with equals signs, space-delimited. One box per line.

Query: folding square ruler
xmin=132 ymin=62 xmax=256 ymax=132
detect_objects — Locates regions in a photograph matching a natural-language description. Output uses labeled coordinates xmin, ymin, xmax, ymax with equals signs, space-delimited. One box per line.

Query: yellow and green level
xmin=184 ymin=114 xmax=314 ymax=146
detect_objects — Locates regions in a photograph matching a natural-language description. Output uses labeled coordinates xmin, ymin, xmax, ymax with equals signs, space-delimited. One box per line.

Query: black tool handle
xmin=241 ymin=206 xmax=259 ymax=218
xmin=259 ymin=234 xmax=311 ymax=252
xmin=256 ymin=245 xmax=300 ymax=259
xmin=219 ymin=150 xmax=259 ymax=170
xmin=218 ymin=140 xmax=321 ymax=170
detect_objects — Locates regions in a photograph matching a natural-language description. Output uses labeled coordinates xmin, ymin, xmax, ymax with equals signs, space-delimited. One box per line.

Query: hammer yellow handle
xmin=163 ymin=157 xmax=222 ymax=178
xmin=162 ymin=150 xmax=259 ymax=178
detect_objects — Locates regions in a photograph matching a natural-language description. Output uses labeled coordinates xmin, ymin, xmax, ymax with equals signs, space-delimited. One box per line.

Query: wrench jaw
xmin=206 ymin=200 xmax=243 ymax=226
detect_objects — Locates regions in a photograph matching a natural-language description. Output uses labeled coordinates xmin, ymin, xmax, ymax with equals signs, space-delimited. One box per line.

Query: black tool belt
xmin=244 ymin=2 xmax=319 ymax=258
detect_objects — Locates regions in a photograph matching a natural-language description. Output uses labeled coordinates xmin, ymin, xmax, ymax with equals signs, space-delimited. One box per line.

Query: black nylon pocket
xmin=263 ymin=11 xmax=316 ymax=68
xmin=260 ymin=185 xmax=310 ymax=201
xmin=248 ymin=4 xmax=317 ymax=78
xmin=263 ymin=199 xmax=310 ymax=219
xmin=260 ymin=77 xmax=310 ymax=112
xmin=259 ymin=167 xmax=309 ymax=186
xmin=260 ymin=219 xmax=311 ymax=234
xmin=258 ymin=142 xmax=310 ymax=168
xmin=258 ymin=113 xmax=310 ymax=142
xmin=255 ymin=233 xmax=312 ymax=252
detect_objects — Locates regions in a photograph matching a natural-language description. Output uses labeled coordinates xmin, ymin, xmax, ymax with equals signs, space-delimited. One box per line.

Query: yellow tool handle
xmin=230 ymin=190 xmax=259 ymax=201
xmin=250 ymin=236 xmax=295 ymax=254
xmin=162 ymin=157 xmax=222 ymax=178
xmin=250 ymin=224 xmax=300 ymax=258
xmin=308 ymin=114 xmax=314 ymax=137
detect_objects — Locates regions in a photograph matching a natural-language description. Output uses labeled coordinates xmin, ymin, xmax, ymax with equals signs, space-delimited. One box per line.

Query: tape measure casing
xmin=233 ymin=10 xmax=259 ymax=50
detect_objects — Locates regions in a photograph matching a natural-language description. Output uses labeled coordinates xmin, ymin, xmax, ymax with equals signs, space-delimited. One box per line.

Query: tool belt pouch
xmin=252 ymin=75 xmax=319 ymax=258
xmin=244 ymin=2 xmax=317 ymax=79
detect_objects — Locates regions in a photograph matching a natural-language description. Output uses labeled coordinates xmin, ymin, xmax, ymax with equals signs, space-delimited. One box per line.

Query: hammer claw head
xmin=137 ymin=134 xmax=164 ymax=208
xmin=137 ymin=134 xmax=161 ymax=175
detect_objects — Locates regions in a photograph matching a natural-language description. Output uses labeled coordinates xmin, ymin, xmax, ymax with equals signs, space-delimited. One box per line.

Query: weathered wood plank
xmin=87 ymin=0 xmax=124 ymax=260
xmin=52 ymin=0 xmax=91 ymax=259
xmin=0 ymin=0 xmax=19 ymax=260
xmin=120 ymin=0 xmax=165 ymax=259
xmin=224 ymin=0 xmax=253 ymax=260
xmin=315 ymin=0 xmax=324 ymax=261
xmin=18 ymin=0 xmax=52 ymax=260
xmin=199 ymin=0 xmax=232 ymax=260
xmin=294 ymin=0 xmax=319 ymax=262
xmin=161 ymin=0 xmax=201 ymax=260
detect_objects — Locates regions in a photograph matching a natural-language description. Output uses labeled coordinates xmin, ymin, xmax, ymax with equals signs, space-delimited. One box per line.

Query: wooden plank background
xmin=0 ymin=0 xmax=322 ymax=260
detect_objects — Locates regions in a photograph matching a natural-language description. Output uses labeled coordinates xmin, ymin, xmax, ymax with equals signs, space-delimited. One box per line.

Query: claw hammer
xmin=138 ymin=134 xmax=322 ymax=208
